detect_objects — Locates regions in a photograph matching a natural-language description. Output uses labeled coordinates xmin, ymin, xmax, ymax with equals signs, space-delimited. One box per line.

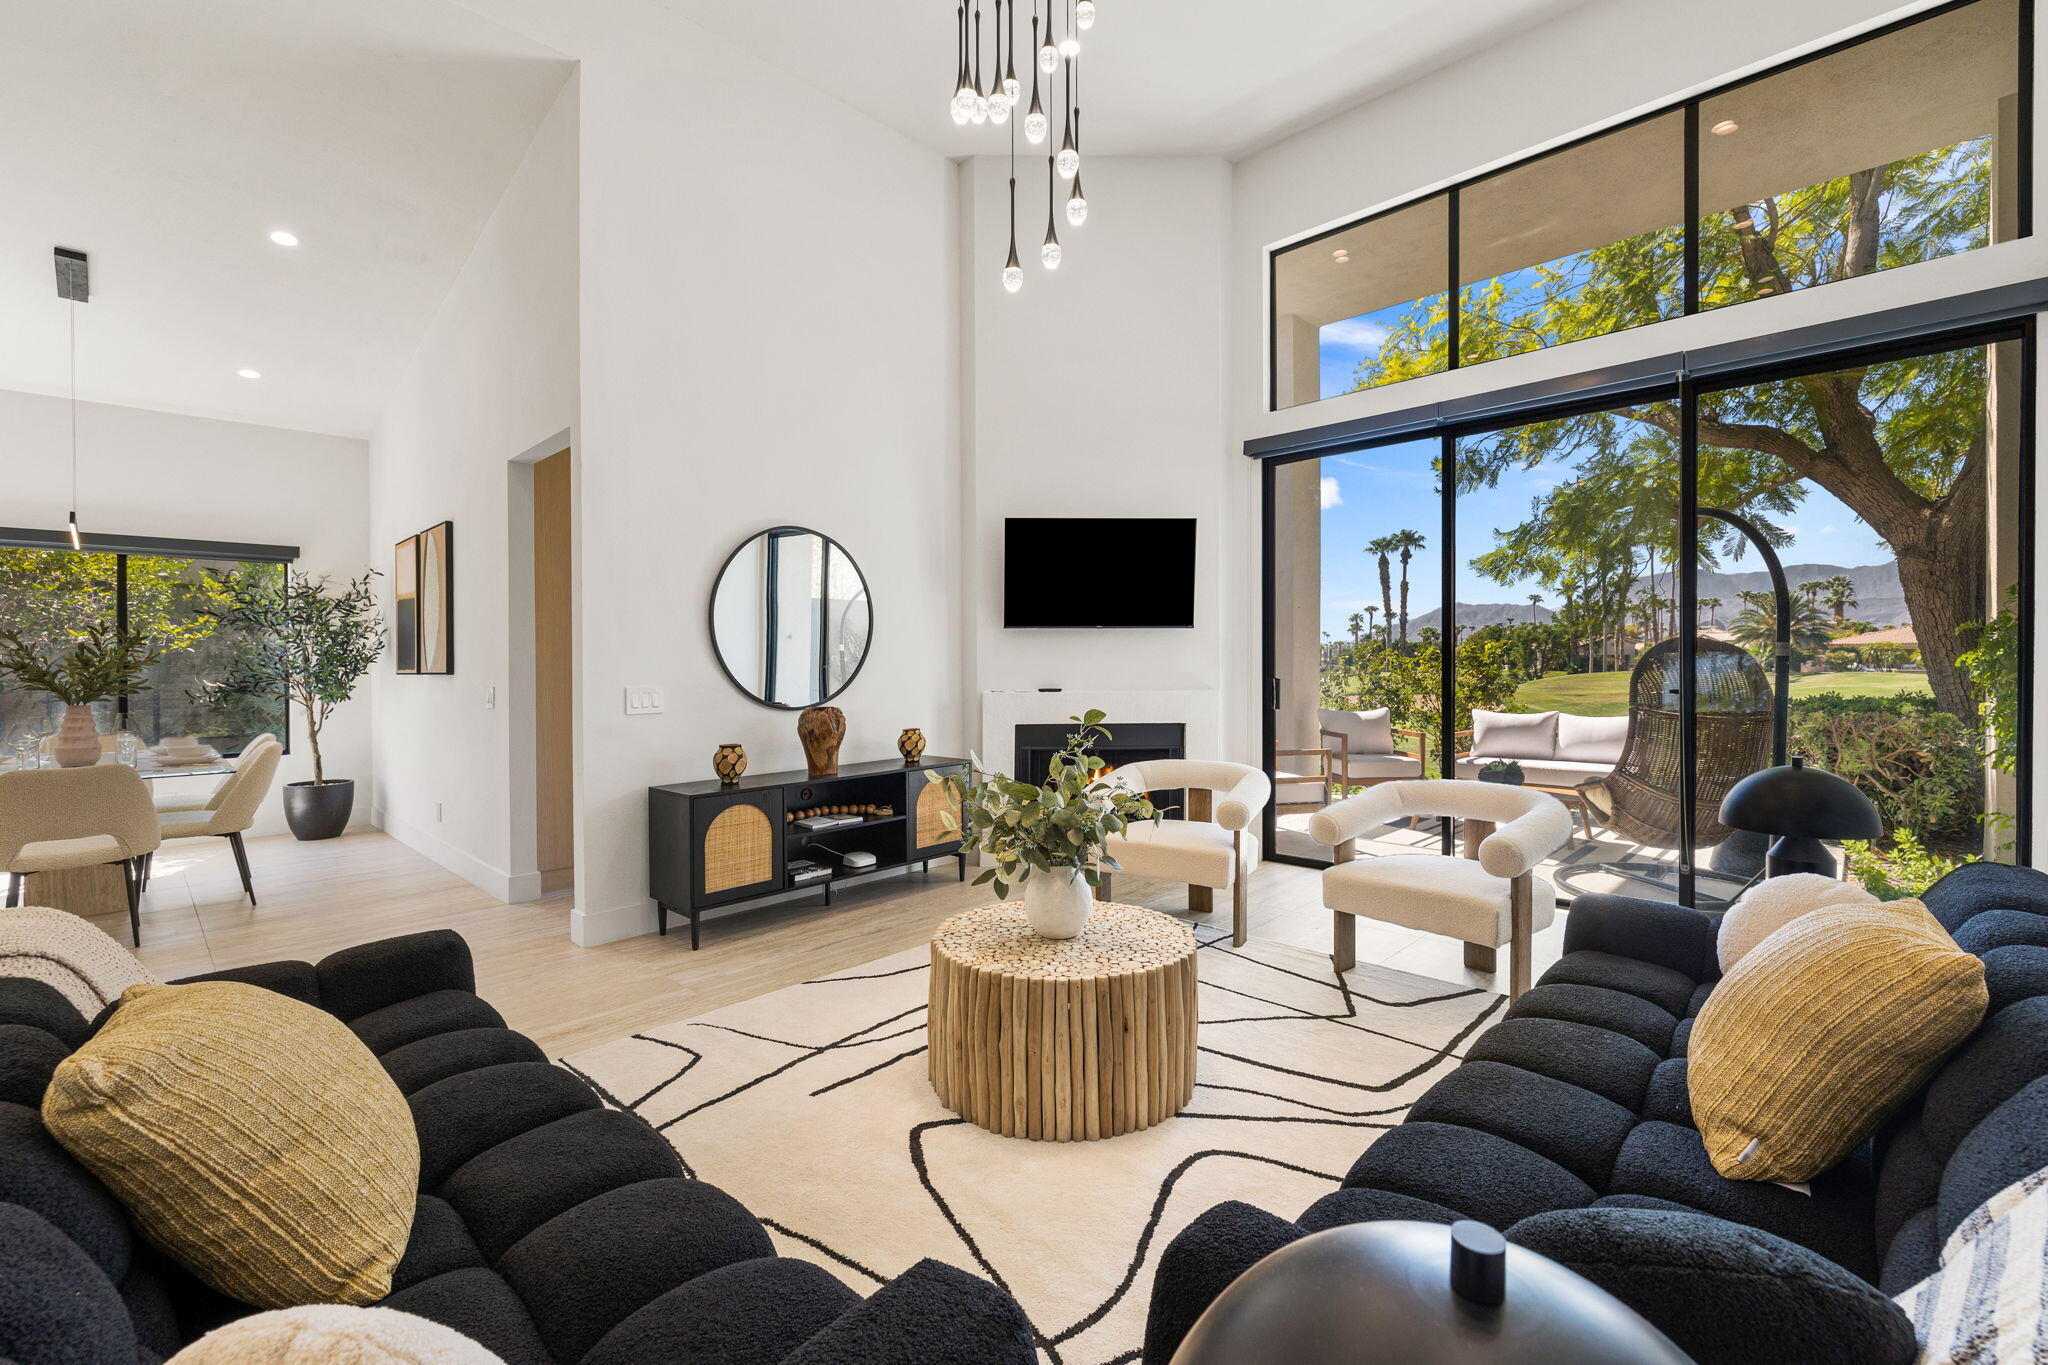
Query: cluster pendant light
xmin=954 ymin=0 xmax=1095 ymax=295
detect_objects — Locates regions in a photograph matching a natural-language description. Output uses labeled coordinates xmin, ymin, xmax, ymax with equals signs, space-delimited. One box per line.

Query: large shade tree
xmin=1352 ymin=136 xmax=1999 ymax=719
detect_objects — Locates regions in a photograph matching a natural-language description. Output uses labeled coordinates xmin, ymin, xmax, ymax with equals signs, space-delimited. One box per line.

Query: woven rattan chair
xmin=1578 ymin=638 xmax=1773 ymax=885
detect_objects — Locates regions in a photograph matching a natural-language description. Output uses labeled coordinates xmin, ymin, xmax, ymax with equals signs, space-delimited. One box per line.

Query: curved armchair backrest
xmin=209 ymin=741 xmax=283 ymax=833
xmin=1308 ymin=778 xmax=1572 ymax=879
xmin=0 ymin=765 xmax=161 ymax=866
xmin=1113 ymin=759 xmax=1272 ymax=832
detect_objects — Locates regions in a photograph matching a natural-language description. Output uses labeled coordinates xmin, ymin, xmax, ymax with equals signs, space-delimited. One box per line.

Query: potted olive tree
xmin=936 ymin=710 xmax=1161 ymax=938
xmin=204 ymin=569 xmax=382 ymax=840
xmin=0 ymin=622 xmax=159 ymax=766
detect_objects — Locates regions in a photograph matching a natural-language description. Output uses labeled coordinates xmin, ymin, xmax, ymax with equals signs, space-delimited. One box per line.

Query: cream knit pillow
xmin=0 ymin=905 xmax=157 ymax=1016
xmin=169 ymin=1307 xmax=503 ymax=1364
xmin=1715 ymin=873 xmax=1877 ymax=972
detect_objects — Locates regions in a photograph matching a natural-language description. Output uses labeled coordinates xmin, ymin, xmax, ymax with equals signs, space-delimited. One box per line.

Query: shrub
xmin=1844 ymin=829 xmax=1965 ymax=901
xmin=1825 ymin=648 xmax=1859 ymax=671
xmin=1789 ymin=692 xmax=1981 ymax=851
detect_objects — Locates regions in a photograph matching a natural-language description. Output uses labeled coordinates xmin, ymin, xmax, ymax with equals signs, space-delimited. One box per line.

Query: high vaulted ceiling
xmin=0 ymin=0 xmax=572 ymax=437
xmin=654 ymin=0 xmax=1592 ymax=159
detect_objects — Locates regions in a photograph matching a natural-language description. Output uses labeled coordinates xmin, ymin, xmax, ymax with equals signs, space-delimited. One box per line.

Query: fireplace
xmin=1014 ymin=722 xmax=1187 ymax=813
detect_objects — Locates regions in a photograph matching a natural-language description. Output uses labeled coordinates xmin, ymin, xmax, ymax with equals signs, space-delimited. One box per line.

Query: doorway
xmin=533 ymin=448 xmax=574 ymax=892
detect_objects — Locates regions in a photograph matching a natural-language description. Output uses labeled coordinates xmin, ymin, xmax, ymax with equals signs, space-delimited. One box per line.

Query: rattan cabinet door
xmin=694 ymin=788 xmax=785 ymax=908
xmin=909 ymin=765 xmax=966 ymax=858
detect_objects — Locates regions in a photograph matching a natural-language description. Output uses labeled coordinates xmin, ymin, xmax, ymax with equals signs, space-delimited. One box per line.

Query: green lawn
xmin=1513 ymin=670 xmax=1935 ymax=717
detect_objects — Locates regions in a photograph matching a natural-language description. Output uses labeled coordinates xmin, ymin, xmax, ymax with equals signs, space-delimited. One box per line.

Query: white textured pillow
xmin=1470 ymin=710 xmax=1557 ymax=761
xmin=1715 ymin=874 xmax=1877 ymax=972
xmin=1554 ymin=714 xmax=1628 ymax=764
xmin=1319 ymin=707 xmax=1396 ymax=757
xmin=0 ymin=906 xmax=157 ymax=1016
xmin=169 ymin=1306 xmax=504 ymax=1364
xmin=1896 ymin=1165 xmax=2048 ymax=1364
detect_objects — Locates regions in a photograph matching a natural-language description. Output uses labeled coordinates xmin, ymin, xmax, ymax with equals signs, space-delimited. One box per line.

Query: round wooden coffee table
xmin=928 ymin=901 xmax=1198 ymax=1141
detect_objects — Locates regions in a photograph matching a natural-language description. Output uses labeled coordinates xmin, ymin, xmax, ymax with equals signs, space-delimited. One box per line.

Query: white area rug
xmin=561 ymin=925 xmax=1503 ymax=1365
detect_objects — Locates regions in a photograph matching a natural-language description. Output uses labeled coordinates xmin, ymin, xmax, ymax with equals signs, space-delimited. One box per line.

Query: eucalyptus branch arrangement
xmin=0 ymin=621 xmax=160 ymax=705
xmin=935 ymin=710 xmax=1161 ymax=899
xmin=199 ymin=569 xmax=383 ymax=785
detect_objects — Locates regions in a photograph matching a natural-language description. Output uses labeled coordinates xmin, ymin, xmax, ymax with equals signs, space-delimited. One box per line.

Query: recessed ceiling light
xmin=1332 ymin=249 xmax=1350 ymax=263
xmin=268 ymin=230 xmax=300 ymax=246
xmin=237 ymin=368 xmax=262 ymax=379
xmin=1711 ymin=120 xmax=1740 ymax=136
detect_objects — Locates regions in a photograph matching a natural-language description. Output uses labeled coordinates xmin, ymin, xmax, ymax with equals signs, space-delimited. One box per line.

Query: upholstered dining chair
xmin=155 ymin=740 xmax=282 ymax=906
xmin=153 ymin=734 xmax=280 ymax=814
xmin=1308 ymin=779 xmax=1574 ymax=998
xmin=0 ymin=765 xmax=162 ymax=945
xmin=1096 ymin=760 xmax=1271 ymax=947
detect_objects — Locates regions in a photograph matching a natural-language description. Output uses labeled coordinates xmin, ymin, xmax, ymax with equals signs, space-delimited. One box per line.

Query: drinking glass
xmin=116 ymin=731 xmax=142 ymax=766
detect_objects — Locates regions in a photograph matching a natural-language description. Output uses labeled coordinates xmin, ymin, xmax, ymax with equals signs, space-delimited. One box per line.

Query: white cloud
xmin=1320 ymin=476 xmax=1343 ymax=509
xmin=1320 ymin=317 xmax=1390 ymax=350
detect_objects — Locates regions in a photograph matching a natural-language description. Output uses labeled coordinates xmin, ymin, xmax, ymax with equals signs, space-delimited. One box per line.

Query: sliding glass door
xmin=1263 ymin=326 xmax=2032 ymax=904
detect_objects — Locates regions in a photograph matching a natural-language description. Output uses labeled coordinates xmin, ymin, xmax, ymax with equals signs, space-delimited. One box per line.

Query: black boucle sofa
xmin=1147 ymin=862 xmax=2048 ymax=1365
xmin=0 ymin=929 xmax=1035 ymax=1365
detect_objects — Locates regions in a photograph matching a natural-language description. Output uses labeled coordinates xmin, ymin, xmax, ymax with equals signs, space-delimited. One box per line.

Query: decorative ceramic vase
xmin=283 ymin=779 xmax=354 ymax=840
xmin=798 ymin=705 xmax=846 ymax=779
xmin=52 ymin=705 xmax=102 ymax=768
xmin=898 ymin=727 xmax=926 ymax=765
xmin=713 ymin=743 xmax=748 ymax=785
xmin=1022 ymin=865 xmax=1094 ymax=939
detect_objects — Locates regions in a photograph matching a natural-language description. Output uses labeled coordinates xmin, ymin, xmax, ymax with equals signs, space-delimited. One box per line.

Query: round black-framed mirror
xmin=709 ymin=526 xmax=873 ymax=710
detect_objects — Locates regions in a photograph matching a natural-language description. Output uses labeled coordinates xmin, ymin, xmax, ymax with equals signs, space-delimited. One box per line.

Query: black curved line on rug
xmin=910 ymin=1118 xmax=1349 ymax=1357
xmin=656 ymin=1005 xmax=931 ymax=1130
xmin=1198 ymin=934 xmax=1490 ymax=1009
xmin=760 ymin=1217 xmax=890 ymax=1287
xmin=802 ymin=961 xmax=933 ymax=985
xmin=1200 ymin=992 xmax=1503 ymax=1094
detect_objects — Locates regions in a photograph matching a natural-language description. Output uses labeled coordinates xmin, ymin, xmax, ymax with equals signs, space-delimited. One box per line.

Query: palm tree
xmin=1389 ymin=529 xmax=1427 ymax=647
xmin=1699 ymin=595 xmax=1723 ymax=628
xmin=1797 ymin=579 xmax=1826 ymax=608
xmin=1365 ymin=536 xmax=1398 ymax=645
xmin=1347 ymin=611 xmax=1364 ymax=647
xmin=1821 ymin=574 xmax=1858 ymax=623
xmin=1730 ymin=598 xmax=1832 ymax=662
xmin=1736 ymin=588 xmax=1774 ymax=613
xmin=1526 ymin=592 xmax=1543 ymax=618
xmin=1363 ymin=604 xmax=1379 ymax=641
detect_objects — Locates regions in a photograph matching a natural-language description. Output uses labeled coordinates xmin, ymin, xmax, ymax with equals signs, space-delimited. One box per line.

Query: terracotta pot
xmin=51 ymin=705 xmax=103 ymax=768
xmin=283 ymin=779 xmax=354 ymax=841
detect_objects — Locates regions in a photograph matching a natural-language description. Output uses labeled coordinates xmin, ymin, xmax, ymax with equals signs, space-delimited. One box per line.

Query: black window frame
xmin=1268 ymin=0 xmax=2034 ymax=412
xmin=1258 ymin=317 xmax=2037 ymax=900
xmin=0 ymin=526 xmax=299 ymax=757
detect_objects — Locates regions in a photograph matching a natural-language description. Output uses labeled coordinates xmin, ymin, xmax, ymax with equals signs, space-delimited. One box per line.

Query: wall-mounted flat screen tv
xmin=1003 ymin=517 xmax=1197 ymax=628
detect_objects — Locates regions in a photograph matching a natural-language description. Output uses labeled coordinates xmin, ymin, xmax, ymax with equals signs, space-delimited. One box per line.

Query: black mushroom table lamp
xmin=1170 ymin=1220 xmax=1690 ymax=1365
xmin=1717 ymin=755 xmax=1882 ymax=880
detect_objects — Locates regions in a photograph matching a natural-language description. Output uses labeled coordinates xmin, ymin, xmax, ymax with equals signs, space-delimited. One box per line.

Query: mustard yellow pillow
xmin=1690 ymin=900 xmax=1986 ymax=1182
xmin=43 ymin=982 xmax=418 ymax=1308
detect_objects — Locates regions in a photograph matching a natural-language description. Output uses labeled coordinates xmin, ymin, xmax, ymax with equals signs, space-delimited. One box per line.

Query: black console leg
xmin=825 ymin=880 xmax=834 ymax=907
xmin=657 ymin=902 xmax=668 ymax=936
xmin=957 ymin=852 xmax=967 ymax=882
xmin=689 ymin=907 xmax=701 ymax=950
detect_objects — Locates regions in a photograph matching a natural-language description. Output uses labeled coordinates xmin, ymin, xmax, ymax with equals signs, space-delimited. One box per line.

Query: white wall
xmin=960 ymin=155 xmax=1232 ymax=721
xmin=1222 ymin=0 xmax=2048 ymax=786
xmin=368 ymin=73 xmax=579 ymax=903
xmin=0 ymin=387 xmax=370 ymax=835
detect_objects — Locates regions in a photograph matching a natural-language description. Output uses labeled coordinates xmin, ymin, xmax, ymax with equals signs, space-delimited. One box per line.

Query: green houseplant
xmin=201 ymin=569 xmax=382 ymax=840
xmin=0 ymin=622 xmax=160 ymax=767
xmin=935 ymin=710 xmax=1160 ymax=938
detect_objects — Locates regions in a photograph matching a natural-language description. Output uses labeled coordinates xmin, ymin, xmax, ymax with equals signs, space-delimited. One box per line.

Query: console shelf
xmin=647 ymin=756 xmax=969 ymax=949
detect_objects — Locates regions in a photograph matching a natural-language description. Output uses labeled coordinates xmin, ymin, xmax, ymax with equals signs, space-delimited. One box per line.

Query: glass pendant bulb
xmin=1004 ymin=175 xmax=1024 ymax=292
xmin=1023 ymin=19 xmax=1047 ymax=142
xmin=951 ymin=89 xmax=974 ymax=125
xmin=1067 ymin=170 xmax=1088 ymax=226
xmin=949 ymin=3 xmax=973 ymax=123
xmin=1041 ymin=156 xmax=1061 ymax=268
xmin=1040 ymin=238 xmax=1062 ymax=269
xmin=990 ymin=95 xmax=1010 ymax=124
xmin=1059 ymin=33 xmax=1080 ymax=57
xmin=1056 ymin=145 xmax=1079 ymax=178
xmin=972 ymin=93 xmax=989 ymax=124
xmin=1000 ymin=0 xmax=1020 ymax=103
xmin=1076 ymin=0 xmax=1095 ymax=29
xmin=1038 ymin=35 xmax=1058 ymax=71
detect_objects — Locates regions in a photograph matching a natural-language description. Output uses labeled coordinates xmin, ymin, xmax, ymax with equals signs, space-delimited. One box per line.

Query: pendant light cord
xmin=69 ymin=302 xmax=78 ymax=519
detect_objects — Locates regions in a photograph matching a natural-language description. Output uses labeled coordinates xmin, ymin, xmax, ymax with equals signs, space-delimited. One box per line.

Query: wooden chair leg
xmin=227 ymin=832 xmax=256 ymax=906
xmin=120 ymin=860 xmax=141 ymax=947
xmin=1188 ymin=884 xmax=1213 ymax=915
xmin=1230 ymin=831 xmax=1247 ymax=946
xmin=1333 ymin=911 xmax=1355 ymax=973
xmin=1463 ymin=942 xmax=1497 ymax=973
xmin=1508 ymin=872 xmax=1533 ymax=999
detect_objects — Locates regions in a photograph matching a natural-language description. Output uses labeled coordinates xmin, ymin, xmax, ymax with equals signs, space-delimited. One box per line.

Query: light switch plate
xmin=624 ymin=686 xmax=664 ymax=716
xmin=483 ymin=685 xmax=497 ymax=710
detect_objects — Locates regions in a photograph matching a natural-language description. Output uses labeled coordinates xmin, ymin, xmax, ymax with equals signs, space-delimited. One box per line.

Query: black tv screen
xmin=1004 ymin=518 xmax=1196 ymax=628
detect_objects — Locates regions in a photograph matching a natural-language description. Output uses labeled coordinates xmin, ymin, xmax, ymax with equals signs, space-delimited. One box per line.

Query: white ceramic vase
xmin=1022 ymin=864 xmax=1094 ymax=939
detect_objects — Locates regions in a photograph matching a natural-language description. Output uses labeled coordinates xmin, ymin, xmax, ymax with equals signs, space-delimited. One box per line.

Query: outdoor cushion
xmin=1453 ymin=758 xmax=1612 ymax=787
xmin=1318 ymin=707 xmax=1398 ymax=756
xmin=1469 ymin=709 xmax=1557 ymax=760
xmin=1553 ymin=714 xmax=1628 ymax=764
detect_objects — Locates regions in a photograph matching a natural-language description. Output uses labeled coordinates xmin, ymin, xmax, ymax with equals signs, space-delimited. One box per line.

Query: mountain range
xmin=1395 ymin=561 xmax=1907 ymax=635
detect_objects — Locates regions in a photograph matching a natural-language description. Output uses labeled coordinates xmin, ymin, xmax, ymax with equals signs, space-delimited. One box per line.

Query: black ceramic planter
xmin=283 ymin=779 xmax=354 ymax=841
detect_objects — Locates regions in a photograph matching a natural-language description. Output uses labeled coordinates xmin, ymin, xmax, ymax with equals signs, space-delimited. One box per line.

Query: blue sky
xmin=1312 ymin=442 xmax=1890 ymax=644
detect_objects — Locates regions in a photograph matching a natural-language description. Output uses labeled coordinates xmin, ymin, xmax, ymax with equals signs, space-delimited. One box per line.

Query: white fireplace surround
xmin=978 ymin=689 xmax=1225 ymax=778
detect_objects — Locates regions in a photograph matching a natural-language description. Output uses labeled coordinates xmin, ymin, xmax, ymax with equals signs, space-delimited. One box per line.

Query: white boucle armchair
xmin=1097 ymin=759 xmax=1271 ymax=946
xmin=1307 ymin=779 xmax=1573 ymax=997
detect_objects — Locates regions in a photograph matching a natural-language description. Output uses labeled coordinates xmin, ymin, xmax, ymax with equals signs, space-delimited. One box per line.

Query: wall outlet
xmin=625 ymin=686 xmax=664 ymax=716
xmin=483 ymin=685 xmax=497 ymax=710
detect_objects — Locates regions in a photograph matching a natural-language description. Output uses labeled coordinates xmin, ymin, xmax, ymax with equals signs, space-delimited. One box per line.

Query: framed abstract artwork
xmin=419 ymin=520 xmax=454 ymax=674
xmin=394 ymin=533 xmax=420 ymax=674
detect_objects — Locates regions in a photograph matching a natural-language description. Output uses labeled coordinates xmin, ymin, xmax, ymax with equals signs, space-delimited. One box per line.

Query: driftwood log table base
xmin=928 ymin=901 xmax=1198 ymax=1141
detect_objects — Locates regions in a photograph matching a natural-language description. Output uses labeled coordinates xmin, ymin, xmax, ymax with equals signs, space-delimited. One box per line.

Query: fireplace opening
xmin=1013 ymin=722 xmax=1187 ymax=816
